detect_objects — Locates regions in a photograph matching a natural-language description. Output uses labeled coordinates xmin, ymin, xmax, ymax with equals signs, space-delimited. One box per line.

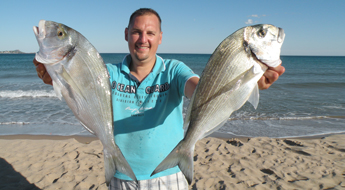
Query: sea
xmin=0 ymin=53 xmax=344 ymax=138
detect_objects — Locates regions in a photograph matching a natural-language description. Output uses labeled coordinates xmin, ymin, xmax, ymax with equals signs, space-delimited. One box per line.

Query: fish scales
xmin=151 ymin=24 xmax=285 ymax=184
xmin=47 ymin=38 xmax=110 ymax=138
xmin=33 ymin=20 xmax=137 ymax=185
xmin=188 ymin=30 xmax=252 ymax=138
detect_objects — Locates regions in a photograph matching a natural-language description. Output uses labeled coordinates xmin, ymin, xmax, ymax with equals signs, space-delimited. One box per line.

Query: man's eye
xmin=131 ymin=30 xmax=140 ymax=34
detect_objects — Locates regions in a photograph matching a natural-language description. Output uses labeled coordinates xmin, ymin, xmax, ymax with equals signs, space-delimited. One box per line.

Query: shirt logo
xmin=112 ymin=81 xmax=136 ymax=93
xmin=145 ymin=83 xmax=170 ymax=94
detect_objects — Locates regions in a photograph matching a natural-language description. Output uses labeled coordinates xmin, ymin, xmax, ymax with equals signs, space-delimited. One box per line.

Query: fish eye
xmin=257 ymin=29 xmax=267 ymax=38
xmin=58 ymin=31 xmax=63 ymax=36
xmin=57 ymin=27 xmax=66 ymax=39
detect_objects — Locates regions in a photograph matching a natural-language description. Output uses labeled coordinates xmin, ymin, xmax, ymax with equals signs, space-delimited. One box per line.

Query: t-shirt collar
xmin=120 ymin=54 xmax=166 ymax=75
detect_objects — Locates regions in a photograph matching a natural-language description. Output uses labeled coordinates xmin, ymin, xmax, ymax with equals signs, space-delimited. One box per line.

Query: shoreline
xmin=0 ymin=134 xmax=98 ymax=144
xmin=1 ymin=130 xmax=343 ymax=143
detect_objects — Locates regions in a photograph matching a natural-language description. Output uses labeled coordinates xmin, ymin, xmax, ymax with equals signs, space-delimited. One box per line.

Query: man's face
xmin=125 ymin=14 xmax=162 ymax=65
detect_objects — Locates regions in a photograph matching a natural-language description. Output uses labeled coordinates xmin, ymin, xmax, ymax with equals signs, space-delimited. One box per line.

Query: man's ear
xmin=159 ymin=31 xmax=162 ymax=44
xmin=125 ymin=28 xmax=129 ymax=41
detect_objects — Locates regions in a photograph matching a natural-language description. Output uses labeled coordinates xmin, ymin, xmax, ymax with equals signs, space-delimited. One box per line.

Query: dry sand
xmin=0 ymin=134 xmax=345 ymax=190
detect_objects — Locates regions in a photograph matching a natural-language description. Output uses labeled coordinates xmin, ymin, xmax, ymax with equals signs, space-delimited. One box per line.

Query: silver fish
xmin=151 ymin=24 xmax=285 ymax=184
xmin=33 ymin=20 xmax=137 ymax=184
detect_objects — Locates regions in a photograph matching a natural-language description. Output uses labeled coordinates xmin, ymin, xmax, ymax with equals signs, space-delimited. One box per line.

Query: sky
xmin=1 ymin=0 xmax=344 ymax=56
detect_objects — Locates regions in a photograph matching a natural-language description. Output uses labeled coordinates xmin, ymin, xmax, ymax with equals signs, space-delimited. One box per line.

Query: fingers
xmin=258 ymin=65 xmax=285 ymax=90
xmin=269 ymin=65 xmax=285 ymax=76
xmin=33 ymin=58 xmax=40 ymax=67
xmin=41 ymin=69 xmax=53 ymax=85
xmin=33 ymin=58 xmax=53 ymax=85
xmin=258 ymin=76 xmax=269 ymax=90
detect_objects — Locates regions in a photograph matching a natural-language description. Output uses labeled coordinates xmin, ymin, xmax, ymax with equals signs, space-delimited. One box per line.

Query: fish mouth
xmin=33 ymin=26 xmax=39 ymax=36
xmin=33 ymin=20 xmax=69 ymax=64
xmin=33 ymin=20 xmax=46 ymax=38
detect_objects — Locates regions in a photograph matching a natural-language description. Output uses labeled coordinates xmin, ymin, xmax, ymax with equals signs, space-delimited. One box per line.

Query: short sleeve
xmin=173 ymin=61 xmax=199 ymax=97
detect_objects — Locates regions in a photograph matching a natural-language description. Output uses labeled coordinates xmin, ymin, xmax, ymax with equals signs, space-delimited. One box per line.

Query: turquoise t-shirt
xmin=106 ymin=54 xmax=199 ymax=180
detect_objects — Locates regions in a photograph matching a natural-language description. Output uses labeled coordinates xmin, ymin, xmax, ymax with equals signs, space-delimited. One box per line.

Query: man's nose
xmin=138 ymin=33 xmax=148 ymax=43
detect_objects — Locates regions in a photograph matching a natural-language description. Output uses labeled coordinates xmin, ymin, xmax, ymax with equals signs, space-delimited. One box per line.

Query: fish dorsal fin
xmin=248 ymin=84 xmax=259 ymax=109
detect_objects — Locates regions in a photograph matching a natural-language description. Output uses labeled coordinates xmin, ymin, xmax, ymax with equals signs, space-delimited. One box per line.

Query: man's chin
xmin=134 ymin=54 xmax=150 ymax=62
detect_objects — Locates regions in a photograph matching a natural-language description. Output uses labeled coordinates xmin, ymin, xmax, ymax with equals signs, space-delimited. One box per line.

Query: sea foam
xmin=0 ymin=90 xmax=56 ymax=98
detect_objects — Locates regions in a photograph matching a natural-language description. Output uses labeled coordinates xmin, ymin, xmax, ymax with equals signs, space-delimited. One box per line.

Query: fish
xmin=33 ymin=20 xmax=137 ymax=185
xmin=151 ymin=24 xmax=285 ymax=184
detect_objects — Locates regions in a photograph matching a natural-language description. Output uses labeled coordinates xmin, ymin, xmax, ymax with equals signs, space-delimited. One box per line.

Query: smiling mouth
xmin=138 ymin=47 xmax=148 ymax=49
xmin=136 ymin=44 xmax=150 ymax=51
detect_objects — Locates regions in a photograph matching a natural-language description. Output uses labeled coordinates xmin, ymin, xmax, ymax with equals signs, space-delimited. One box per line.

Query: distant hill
xmin=0 ymin=50 xmax=32 ymax=54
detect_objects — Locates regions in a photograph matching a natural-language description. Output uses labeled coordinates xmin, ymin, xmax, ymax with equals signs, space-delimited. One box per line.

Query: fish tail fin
xmin=103 ymin=144 xmax=137 ymax=186
xmin=151 ymin=140 xmax=194 ymax=184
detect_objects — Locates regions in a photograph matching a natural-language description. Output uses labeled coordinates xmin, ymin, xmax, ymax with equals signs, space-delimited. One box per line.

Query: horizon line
xmin=0 ymin=51 xmax=344 ymax=57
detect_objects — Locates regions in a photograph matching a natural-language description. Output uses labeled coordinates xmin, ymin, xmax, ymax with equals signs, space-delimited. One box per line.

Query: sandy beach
xmin=1 ymin=134 xmax=345 ymax=190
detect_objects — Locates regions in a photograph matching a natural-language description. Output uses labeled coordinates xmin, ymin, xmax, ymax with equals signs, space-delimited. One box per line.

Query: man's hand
xmin=258 ymin=65 xmax=285 ymax=90
xmin=33 ymin=58 xmax=53 ymax=85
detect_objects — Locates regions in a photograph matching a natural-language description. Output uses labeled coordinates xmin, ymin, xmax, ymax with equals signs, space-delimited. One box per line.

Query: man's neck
xmin=129 ymin=57 xmax=156 ymax=82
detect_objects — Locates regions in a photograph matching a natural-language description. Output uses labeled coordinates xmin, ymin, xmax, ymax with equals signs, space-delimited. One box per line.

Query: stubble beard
xmin=134 ymin=52 xmax=149 ymax=63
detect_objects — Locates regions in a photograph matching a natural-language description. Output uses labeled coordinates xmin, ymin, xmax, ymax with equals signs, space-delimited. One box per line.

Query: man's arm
xmin=34 ymin=59 xmax=285 ymax=93
xmin=184 ymin=65 xmax=285 ymax=98
xmin=184 ymin=76 xmax=199 ymax=99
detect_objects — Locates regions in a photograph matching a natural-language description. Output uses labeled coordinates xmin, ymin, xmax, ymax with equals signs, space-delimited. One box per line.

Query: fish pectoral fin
xmin=197 ymin=65 xmax=262 ymax=117
xmin=190 ymin=67 xmax=257 ymax=120
xmin=52 ymin=81 xmax=63 ymax=100
xmin=59 ymin=66 xmax=88 ymax=115
xmin=79 ymin=121 xmax=95 ymax=135
xmin=201 ymin=120 xmax=228 ymax=139
xmin=248 ymin=84 xmax=260 ymax=109
xmin=207 ymin=66 xmax=256 ymax=104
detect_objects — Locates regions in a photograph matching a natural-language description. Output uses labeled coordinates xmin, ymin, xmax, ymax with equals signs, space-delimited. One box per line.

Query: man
xmin=33 ymin=8 xmax=285 ymax=190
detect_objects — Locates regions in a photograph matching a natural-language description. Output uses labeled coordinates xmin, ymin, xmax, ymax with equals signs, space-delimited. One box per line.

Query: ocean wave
xmin=0 ymin=122 xmax=31 ymax=125
xmin=281 ymin=82 xmax=345 ymax=88
xmin=228 ymin=115 xmax=345 ymax=121
xmin=0 ymin=90 xmax=57 ymax=98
